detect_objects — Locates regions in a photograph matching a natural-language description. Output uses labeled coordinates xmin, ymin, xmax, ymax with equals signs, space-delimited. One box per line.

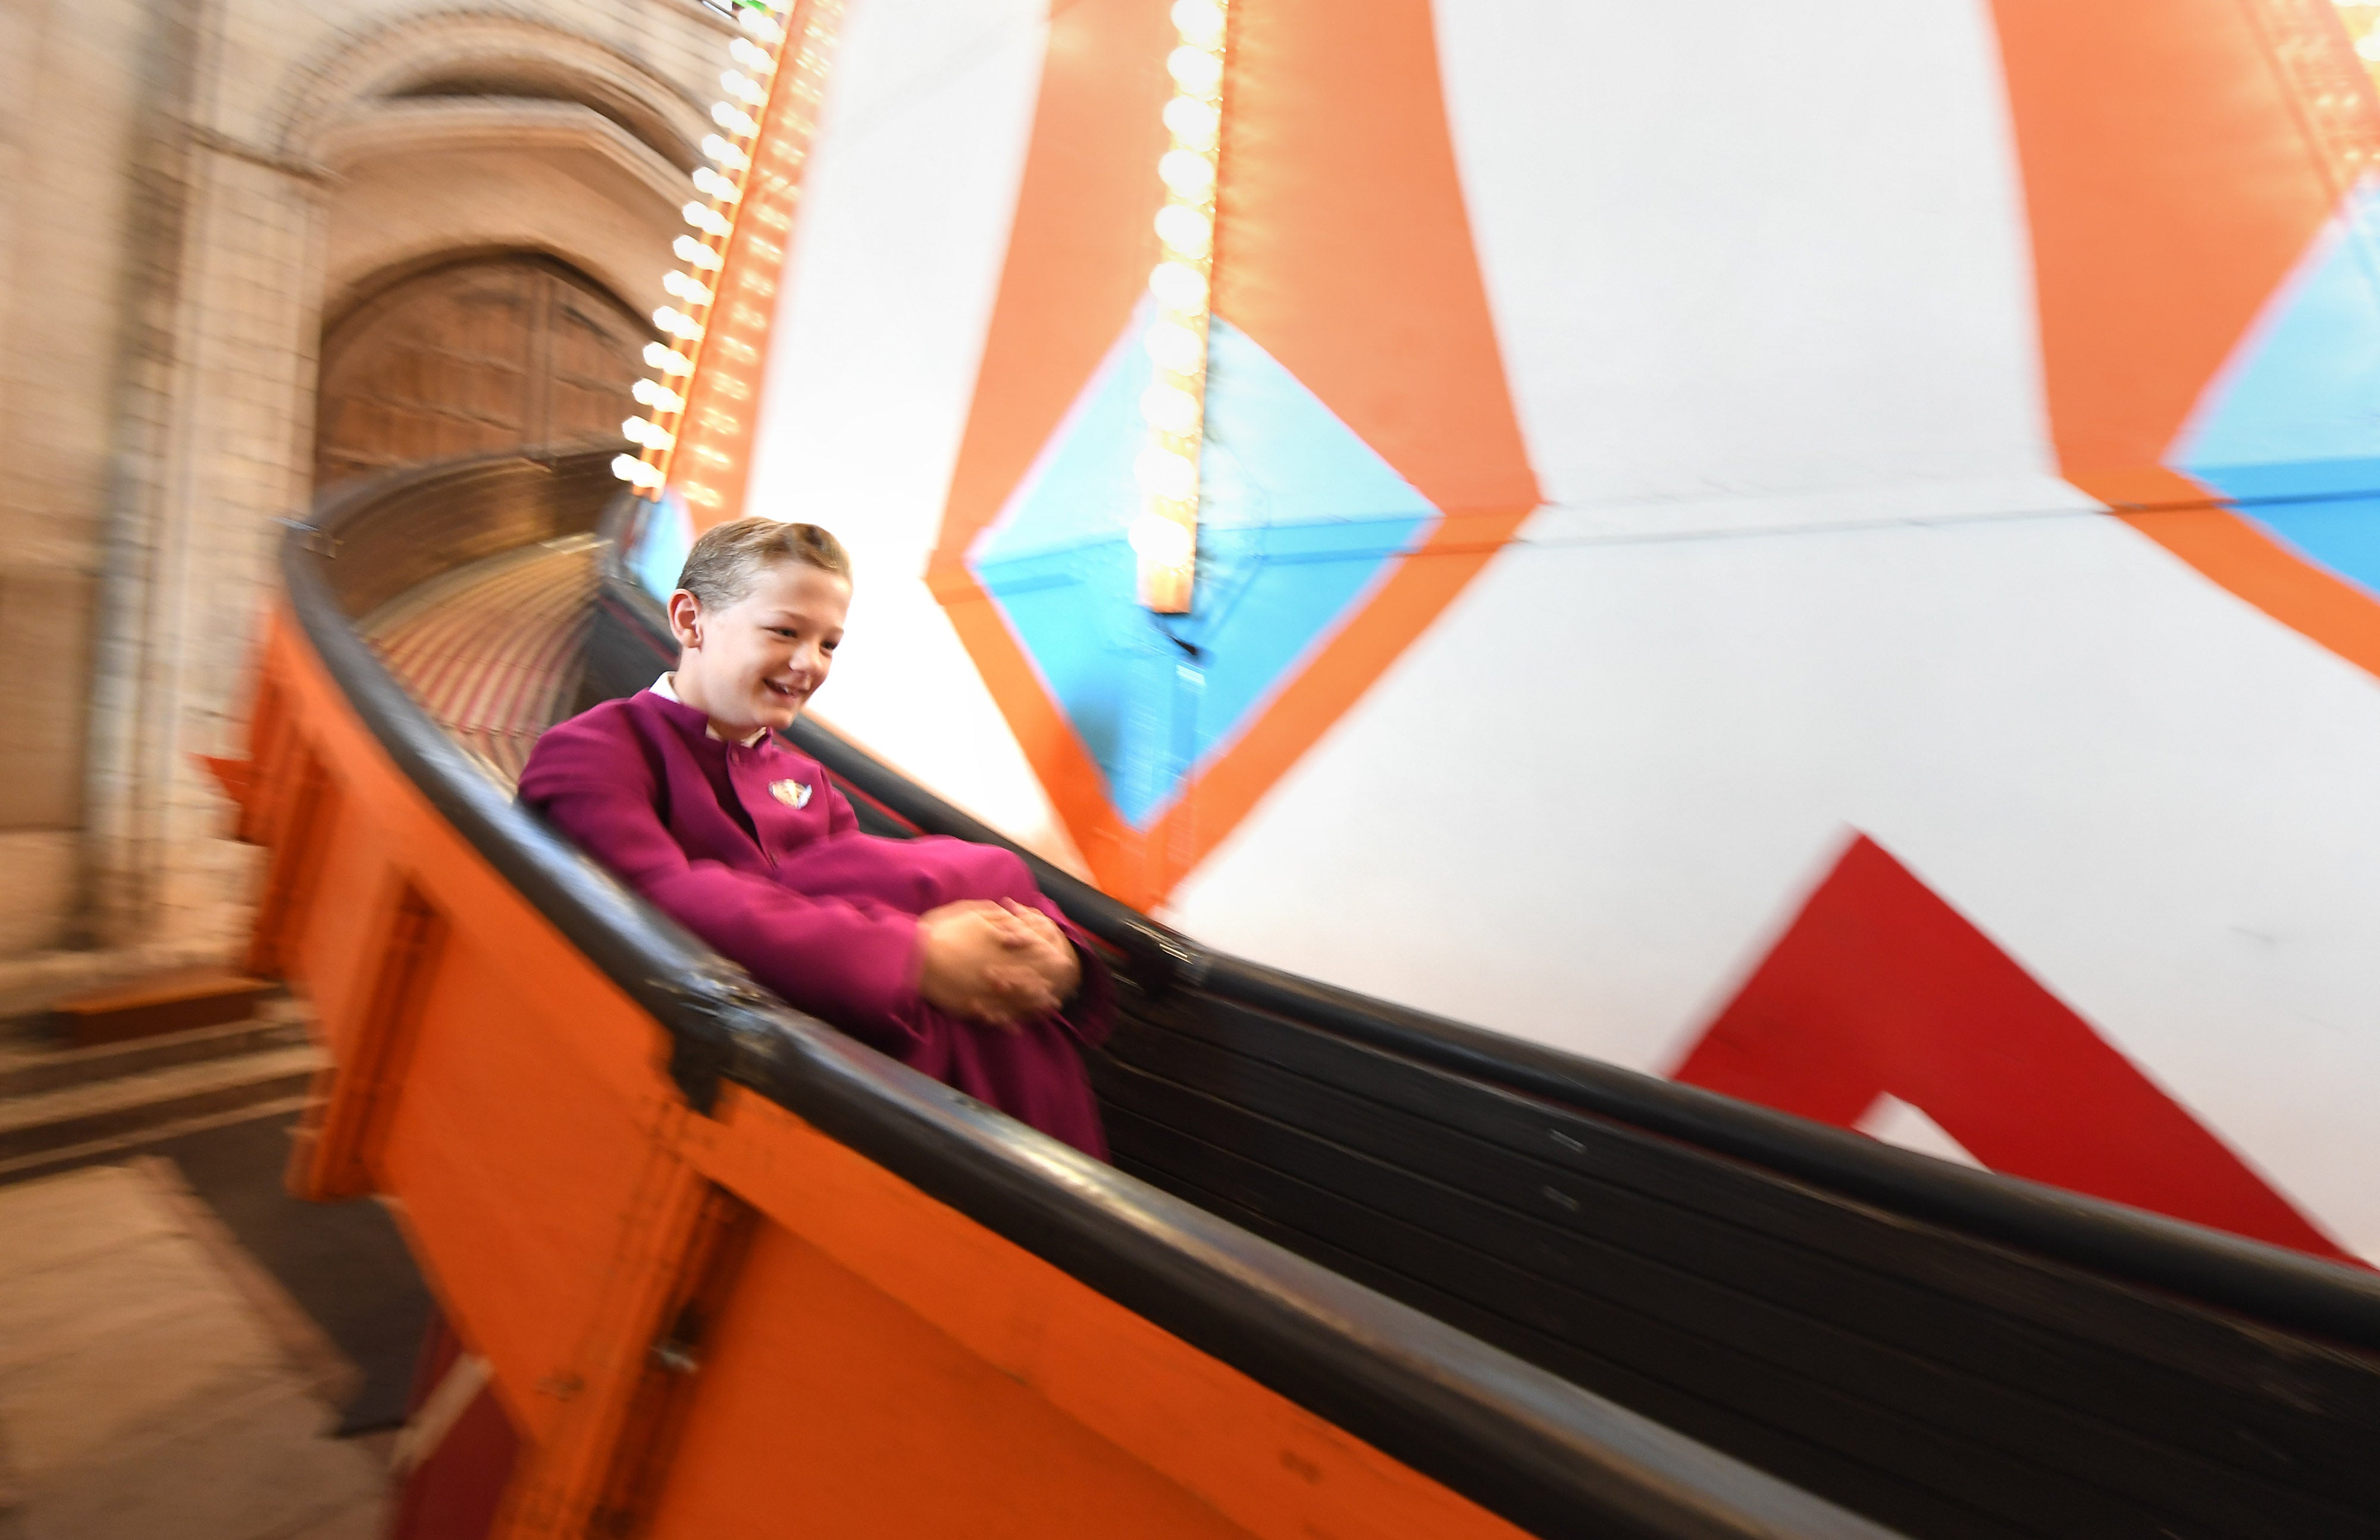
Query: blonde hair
xmin=674 ymin=517 xmax=851 ymax=608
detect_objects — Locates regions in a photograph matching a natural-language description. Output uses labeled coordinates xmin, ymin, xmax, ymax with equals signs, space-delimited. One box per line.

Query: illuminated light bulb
xmin=703 ymin=134 xmax=751 ymax=170
xmin=645 ymin=342 xmax=694 ymax=375
xmin=1134 ymin=445 xmax=1200 ymax=499
xmin=1148 ymin=260 xmax=1208 ymax=312
xmin=692 ymin=166 xmax=741 ymax=202
xmin=609 ymin=453 xmax=665 ymax=488
xmin=1154 ymin=204 xmax=1213 ymax=258
xmin=712 ymin=102 xmax=760 ymax=137
xmin=740 ymin=10 xmax=784 ymax=41
xmin=1130 ymin=512 xmax=1195 ymax=565
xmin=1141 ymin=383 xmax=1201 ymax=436
xmin=662 ymin=271 xmax=715 ymax=305
xmin=729 ymin=37 xmax=777 ymax=73
xmin=1144 ymin=317 xmax=1204 ymax=373
xmin=1163 ymin=95 xmax=1220 ymax=151
xmin=1171 ymin=0 xmax=1227 ymax=49
xmin=683 ymin=202 xmax=733 ymax=237
xmin=723 ymin=70 xmax=769 ymax=106
xmin=2360 ymin=30 xmax=2380 ymax=60
xmin=632 ymin=379 xmax=685 ymax=413
xmin=622 ymin=416 xmax=678 ymax=450
xmin=653 ymin=306 xmax=704 ymax=341
xmin=1167 ymin=45 xmax=1223 ymax=97
xmin=673 ymin=236 xmax=724 ymax=271
xmin=1158 ymin=148 xmax=1216 ymax=198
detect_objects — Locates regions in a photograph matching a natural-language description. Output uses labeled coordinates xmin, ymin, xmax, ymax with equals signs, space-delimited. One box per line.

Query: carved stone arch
xmin=277 ymin=10 xmax=720 ymax=171
xmin=311 ymin=95 xmax=687 ymax=317
xmin=280 ymin=12 xmax=728 ymax=361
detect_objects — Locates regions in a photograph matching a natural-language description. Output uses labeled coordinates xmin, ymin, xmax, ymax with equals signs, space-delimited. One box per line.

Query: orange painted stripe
xmin=933 ymin=0 xmax=1176 ymax=572
xmin=1987 ymin=0 xmax=2336 ymax=476
xmin=930 ymin=571 xmax=1134 ymax=867
xmin=2075 ymin=467 xmax=2380 ymax=678
xmin=1986 ymin=1 xmax=2380 ymax=683
xmin=1216 ymin=0 xmax=1537 ymax=518
xmin=1139 ymin=513 xmax=1532 ymax=900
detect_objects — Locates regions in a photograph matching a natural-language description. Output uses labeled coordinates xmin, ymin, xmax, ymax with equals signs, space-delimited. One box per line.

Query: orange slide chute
xmin=240 ymin=615 xmax=1540 ymax=1539
xmin=230 ymin=458 xmax=1884 ymax=1539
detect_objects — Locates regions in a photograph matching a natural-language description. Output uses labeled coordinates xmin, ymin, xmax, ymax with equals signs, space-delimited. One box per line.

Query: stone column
xmin=67 ymin=0 xmax=329 ymax=997
xmin=0 ymin=0 xmax=165 ymax=976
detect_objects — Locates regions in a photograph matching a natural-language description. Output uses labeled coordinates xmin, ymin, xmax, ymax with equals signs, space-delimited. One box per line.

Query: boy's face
xmin=671 ymin=562 xmax=851 ymax=734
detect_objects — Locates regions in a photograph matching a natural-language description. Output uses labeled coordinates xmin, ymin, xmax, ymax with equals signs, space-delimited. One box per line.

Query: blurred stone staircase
xmin=0 ymin=999 xmax=322 ymax=1184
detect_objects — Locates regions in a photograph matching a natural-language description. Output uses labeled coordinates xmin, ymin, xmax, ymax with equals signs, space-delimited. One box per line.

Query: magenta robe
xmin=517 ymin=689 xmax=1111 ymax=1156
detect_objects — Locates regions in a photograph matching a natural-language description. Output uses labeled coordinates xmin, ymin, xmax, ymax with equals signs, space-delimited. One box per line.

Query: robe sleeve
xmin=825 ymin=778 xmax=862 ymax=836
xmin=519 ymin=715 xmax=927 ymax=1047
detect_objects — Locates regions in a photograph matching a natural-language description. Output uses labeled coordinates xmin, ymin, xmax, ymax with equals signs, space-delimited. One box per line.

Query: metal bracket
xmin=278 ymin=518 xmax=340 ymax=558
xmin=654 ymin=969 xmax=781 ymax=1117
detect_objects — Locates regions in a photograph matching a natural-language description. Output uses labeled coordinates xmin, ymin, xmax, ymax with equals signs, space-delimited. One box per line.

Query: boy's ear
xmin=667 ymin=590 xmax=704 ymax=647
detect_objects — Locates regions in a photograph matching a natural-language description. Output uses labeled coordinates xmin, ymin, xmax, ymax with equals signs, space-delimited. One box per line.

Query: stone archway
xmin=314 ymin=253 xmax=646 ymax=486
xmin=60 ymin=0 xmax=732 ymax=975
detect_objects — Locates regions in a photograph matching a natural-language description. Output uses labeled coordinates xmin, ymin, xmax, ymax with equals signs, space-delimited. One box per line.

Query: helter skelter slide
xmin=231 ymin=1 xmax=2380 ymax=1536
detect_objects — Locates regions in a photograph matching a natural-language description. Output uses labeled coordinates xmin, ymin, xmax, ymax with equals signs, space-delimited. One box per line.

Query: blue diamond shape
xmin=2171 ymin=181 xmax=2380 ymax=596
xmin=972 ymin=307 xmax=1438 ymax=827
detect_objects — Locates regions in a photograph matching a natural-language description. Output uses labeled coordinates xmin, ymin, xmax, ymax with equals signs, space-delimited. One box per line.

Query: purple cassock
xmin=516 ymin=684 xmax=1111 ymax=1157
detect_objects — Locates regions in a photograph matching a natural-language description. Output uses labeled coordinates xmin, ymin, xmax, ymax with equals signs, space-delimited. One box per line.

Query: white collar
xmin=649 ymin=672 xmax=768 ymax=746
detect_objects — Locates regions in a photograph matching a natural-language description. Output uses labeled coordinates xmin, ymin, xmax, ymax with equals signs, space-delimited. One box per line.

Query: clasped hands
xmin=916 ymin=899 xmax=1081 ymax=1029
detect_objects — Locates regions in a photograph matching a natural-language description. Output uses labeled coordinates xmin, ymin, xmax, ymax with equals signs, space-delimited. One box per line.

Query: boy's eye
xmin=770 ymin=627 xmax=797 ymax=639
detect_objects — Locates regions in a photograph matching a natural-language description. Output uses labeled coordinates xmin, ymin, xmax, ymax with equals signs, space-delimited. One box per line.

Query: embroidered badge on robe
xmin=769 ymin=779 xmax=812 ymax=809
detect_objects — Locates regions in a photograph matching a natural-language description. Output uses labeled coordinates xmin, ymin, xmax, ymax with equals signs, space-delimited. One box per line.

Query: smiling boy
xmin=517 ymin=517 xmax=1111 ymax=1156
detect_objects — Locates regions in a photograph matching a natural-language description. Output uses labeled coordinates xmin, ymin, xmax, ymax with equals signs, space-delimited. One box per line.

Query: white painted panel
xmin=745 ymin=0 xmax=1082 ymax=866
xmin=1434 ymin=0 xmax=2046 ymax=505
xmin=1857 ymin=1095 xmax=1984 ymax=1171
xmin=1167 ymin=511 xmax=2380 ymax=1262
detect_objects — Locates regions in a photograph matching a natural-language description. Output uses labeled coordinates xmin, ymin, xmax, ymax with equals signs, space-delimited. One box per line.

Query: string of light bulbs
xmin=1130 ymin=0 xmax=1231 ymax=613
xmin=614 ymin=10 xmax=794 ymax=494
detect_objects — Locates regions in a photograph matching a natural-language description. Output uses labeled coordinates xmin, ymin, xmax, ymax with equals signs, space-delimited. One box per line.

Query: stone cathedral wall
xmin=0 ymin=0 xmax=738 ymax=1005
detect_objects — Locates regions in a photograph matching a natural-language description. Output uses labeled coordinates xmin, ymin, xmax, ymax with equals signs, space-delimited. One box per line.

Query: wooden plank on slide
xmin=1096 ymin=1073 xmax=2375 ymax=1540
xmin=1092 ymin=1011 xmax=2380 ymax=1528
xmin=1103 ymin=995 xmax=2380 ymax=1433
xmin=1101 ymin=1133 xmax=2030 ymax=1540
